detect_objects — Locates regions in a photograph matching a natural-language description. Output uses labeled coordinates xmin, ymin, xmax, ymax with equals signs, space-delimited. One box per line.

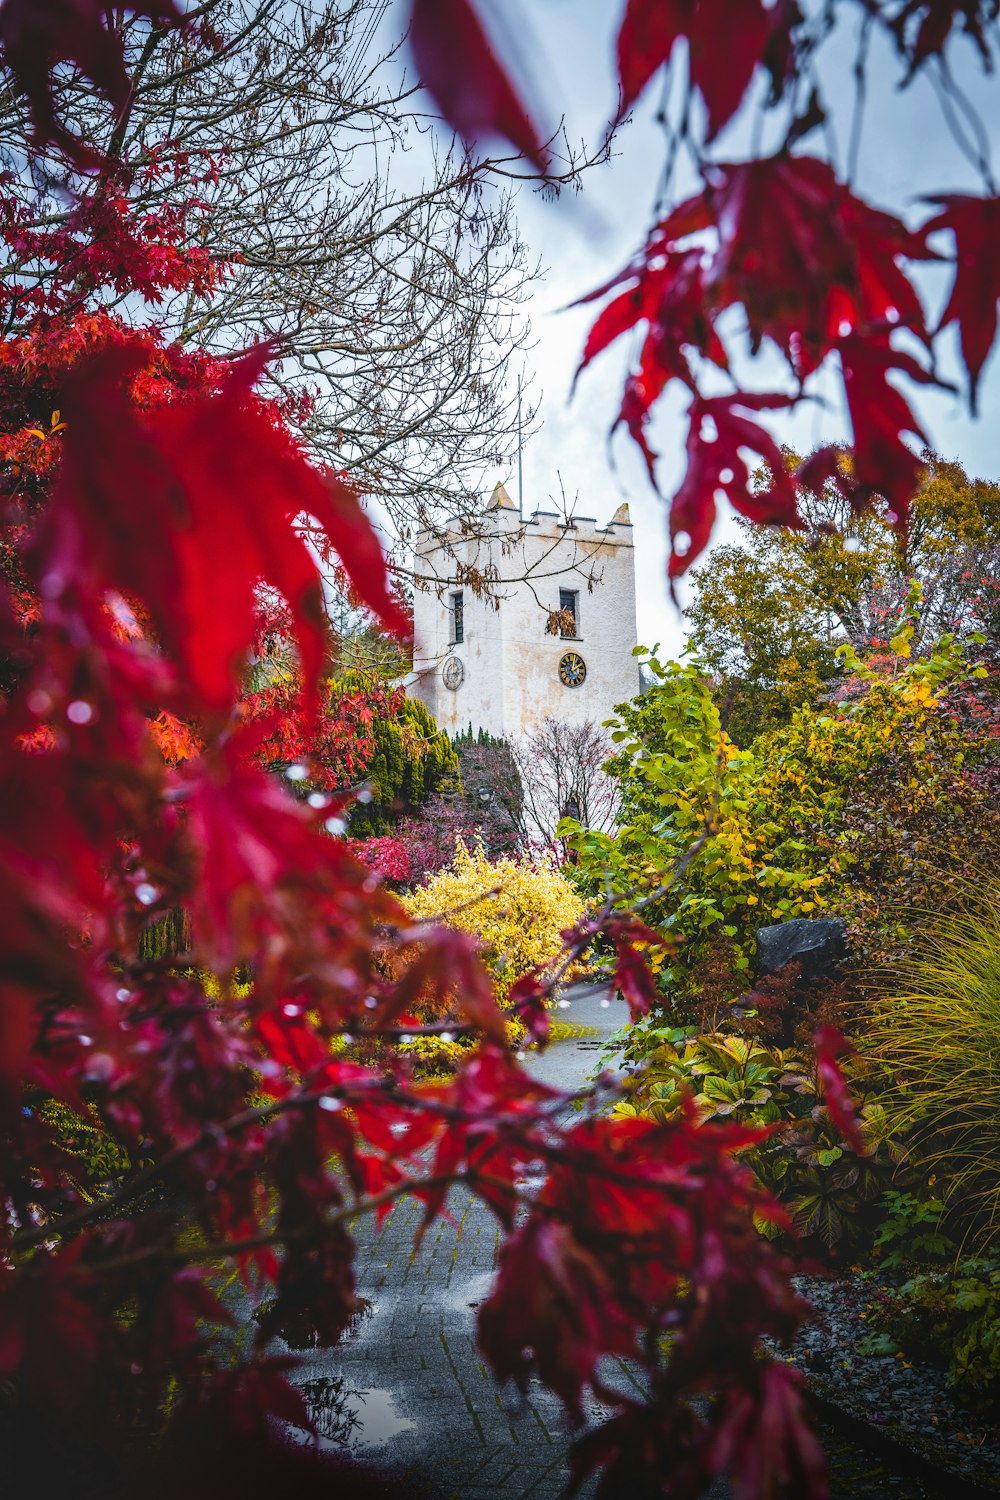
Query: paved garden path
xmin=290 ymin=984 xmax=632 ymax=1499
xmin=288 ymin=991 xmax=930 ymax=1500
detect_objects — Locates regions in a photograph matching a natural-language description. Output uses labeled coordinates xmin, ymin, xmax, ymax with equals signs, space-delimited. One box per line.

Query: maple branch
xmin=11 ymin=1059 xmax=619 ymax=1259
xmin=51 ymin=1171 xmax=469 ymax=1278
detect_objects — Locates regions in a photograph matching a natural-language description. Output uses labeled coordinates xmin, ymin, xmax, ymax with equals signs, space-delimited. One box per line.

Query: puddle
xmin=300 ymin=1376 xmax=363 ymax=1446
xmin=301 ymin=1380 xmax=416 ymax=1449
xmin=347 ymin=1387 xmax=417 ymax=1447
xmin=443 ymin=1268 xmax=495 ymax=1311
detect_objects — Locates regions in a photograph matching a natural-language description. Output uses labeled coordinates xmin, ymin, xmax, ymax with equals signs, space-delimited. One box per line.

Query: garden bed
xmin=789 ymin=1273 xmax=1000 ymax=1495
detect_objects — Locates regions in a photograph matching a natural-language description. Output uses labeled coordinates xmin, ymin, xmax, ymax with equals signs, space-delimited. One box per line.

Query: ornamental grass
xmin=864 ymin=888 xmax=1000 ymax=1248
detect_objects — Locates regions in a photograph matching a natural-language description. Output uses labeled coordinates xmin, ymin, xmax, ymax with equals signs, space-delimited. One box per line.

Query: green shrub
xmin=869 ymin=1258 xmax=1000 ymax=1412
xmin=863 ymin=891 xmax=1000 ymax=1246
xmin=343 ymin=684 xmax=459 ymax=835
xmin=566 ymin=622 xmax=994 ymax=1003
xmin=870 ymin=1189 xmax=958 ymax=1269
xmin=566 ymin=656 xmax=823 ymax=1005
xmin=612 ymin=1024 xmax=903 ymax=1255
xmin=35 ymin=1098 xmax=135 ymax=1203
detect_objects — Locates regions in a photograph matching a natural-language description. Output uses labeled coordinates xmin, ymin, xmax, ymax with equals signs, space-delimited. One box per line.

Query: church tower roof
xmin=488 ymin=480 xmax=517 ymax=511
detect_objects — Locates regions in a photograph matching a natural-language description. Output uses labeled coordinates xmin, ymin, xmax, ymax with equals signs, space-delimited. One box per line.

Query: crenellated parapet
xmin=408 ymin=482 xmax=639 ymax=739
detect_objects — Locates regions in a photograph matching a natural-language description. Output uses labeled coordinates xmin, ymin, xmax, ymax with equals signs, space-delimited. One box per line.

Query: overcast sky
xmin=432 ymin=0 xmax=1000 ymax=656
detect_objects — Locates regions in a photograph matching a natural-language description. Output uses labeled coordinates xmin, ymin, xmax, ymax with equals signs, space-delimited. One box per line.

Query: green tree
xmin=346 ymin=687 xmax=459 ymax=835
xmin=567 ymin=625 xmax=996 ymax=1002
xmin=686 ymin=452 xmax=1000 ymax=744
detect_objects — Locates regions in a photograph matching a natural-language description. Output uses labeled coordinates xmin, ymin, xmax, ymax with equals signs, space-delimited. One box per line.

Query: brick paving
xmin=289 ymin=986 xmax=631 ymax=1499
xmin=285 ymin=989 xmax=924 ymax=1499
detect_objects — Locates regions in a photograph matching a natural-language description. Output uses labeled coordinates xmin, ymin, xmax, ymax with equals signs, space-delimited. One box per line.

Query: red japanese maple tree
xmin=4 ymin=3 xmax=995 ymax=1497
xmin=412 ymin=0 xmax=1000 ymax=579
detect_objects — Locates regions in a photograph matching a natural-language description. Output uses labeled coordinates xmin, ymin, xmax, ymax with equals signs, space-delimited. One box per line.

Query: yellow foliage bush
xmin=402 ymin=840 xmax=585 ymax=1005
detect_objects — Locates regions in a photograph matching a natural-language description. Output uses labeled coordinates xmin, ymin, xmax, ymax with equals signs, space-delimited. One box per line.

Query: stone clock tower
xmin=408 ymin=483 xmax=639 ymax=737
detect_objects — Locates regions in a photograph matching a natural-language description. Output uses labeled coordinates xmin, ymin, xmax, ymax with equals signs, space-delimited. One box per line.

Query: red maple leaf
xmin=837 ymin=331 xmax=937 ymax=525
xmin=573 ymin=222 xmax=724 ymax=480
xmin=668 ymin=394 xmax=801 ymax=577
xmin=578 ymin=156 xmax=933 ymax=535
xmin=578 ymin=247 xmax=728 ymax=411
xmin=705 ymin=155 xmax=931 ymax=377
xmin=813 ymin=1026 xmax=866 ymax=1156
xmin=604 ymin=916 xmax=670 ymax=1020
xmin=174 ymin=733 xmax=397 ymax=976
xmin=612 ymin=943 xmax=658 ymax=1020
xmin=924 ymin=193 xmax=1000 ymax=411
xmin=478 ymin=1216 xmax=635 ymax=1417
xmin=713 ymin=1361 xmax=829 ymax=1500
xmin=0 ymin=0 xmax=183 ymax=164
xmin=616 ymin=0 xmax=779 ymax=140
xmin=38 ymin=344 xmax=407 ymax=723
xmin=409 ymin=0 xmax=548 ymax=171
xmin=507 ymin=973 xmax=551 ymax=1045
xmin=884 ymin=0 xmax=998 ymax=77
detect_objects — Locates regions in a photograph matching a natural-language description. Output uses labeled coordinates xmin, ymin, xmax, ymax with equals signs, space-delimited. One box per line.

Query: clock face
xmin=440 ymin=651 xmax=464 ymax=687
xmin=442 ymin=655 xmax=465 ymax=690
xmin=559 ymin=651 xmax=587 ymax=688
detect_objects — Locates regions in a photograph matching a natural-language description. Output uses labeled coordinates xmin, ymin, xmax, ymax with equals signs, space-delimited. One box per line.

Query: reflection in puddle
xmin=303 ymin=1379 xmax=416 ymax=1450
xmin=348 ymin=1387 xmax=417 ymax=1447
xmin=300 ymin=1376 xmax=362 ymax=1446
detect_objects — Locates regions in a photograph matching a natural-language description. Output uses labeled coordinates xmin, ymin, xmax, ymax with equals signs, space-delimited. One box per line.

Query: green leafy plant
xmin=566 ymin=624 xmax=995 ymax=1003
xmin=34 ymin=1100 xmax=137 ymax=1206
xmin=613 ymin=1028 xmax=903 ymax=1255
xmin=868 ymin=1259 xmax=1000 ymax=1412
xmin=871 ymin=1190 xmax=958 ymax=1269
xmin=566 ymin=655 xmax=823 ymax=1006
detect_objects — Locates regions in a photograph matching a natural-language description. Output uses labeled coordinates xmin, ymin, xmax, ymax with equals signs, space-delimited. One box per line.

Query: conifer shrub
xmin=341 ymin=684 xmax=459 ymax=834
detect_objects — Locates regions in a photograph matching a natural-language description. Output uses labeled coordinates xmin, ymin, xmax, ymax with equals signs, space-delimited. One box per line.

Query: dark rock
xmin=755 ymin=917 xmax=848 ymax=979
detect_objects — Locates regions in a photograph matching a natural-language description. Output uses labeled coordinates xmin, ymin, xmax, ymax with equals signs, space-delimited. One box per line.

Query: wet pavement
xmin=287 ymin=984 xmax=630 ymax=1499
xmin=283 ymin=987 xmax=951 ymax=1499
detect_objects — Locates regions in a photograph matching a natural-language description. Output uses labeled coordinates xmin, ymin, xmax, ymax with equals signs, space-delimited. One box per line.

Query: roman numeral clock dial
xmin=558 ymin=651 xmax=587 ymax=688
